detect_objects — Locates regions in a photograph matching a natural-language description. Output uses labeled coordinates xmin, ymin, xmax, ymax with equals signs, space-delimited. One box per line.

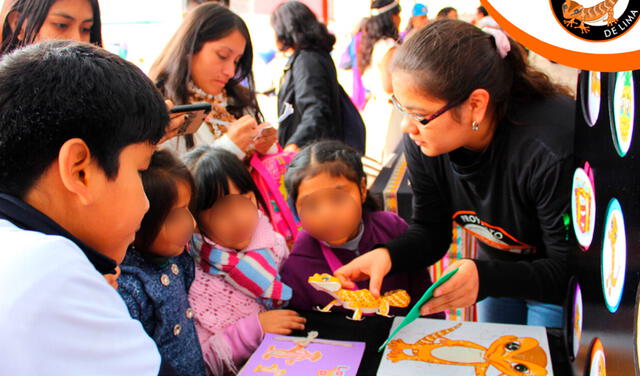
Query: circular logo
xmin=611 ymin=71 xmax=635 ymax=157
xmin=572 ymin=165 xmax=596 ymax=249
xmin=589 ymin=338 xmax=607 ymax=376
xmin=601 ymin=198 xmax=627 ymax=313
xmin=551 ymin=0 xmax=640 ymax=41
xmin=585 ymin=71 xmax=602 ymax=126
xmin=572 ymin=283 xmax=584 ymax=358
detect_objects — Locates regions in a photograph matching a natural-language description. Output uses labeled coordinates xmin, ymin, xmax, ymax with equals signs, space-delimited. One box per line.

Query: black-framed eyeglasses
xmin=390 ymin=95 xmax=464 ymax=128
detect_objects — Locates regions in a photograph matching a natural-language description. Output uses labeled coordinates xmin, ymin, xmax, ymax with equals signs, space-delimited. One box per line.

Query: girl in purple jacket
xmin=281 ymin=140 xmax=438 ymax=318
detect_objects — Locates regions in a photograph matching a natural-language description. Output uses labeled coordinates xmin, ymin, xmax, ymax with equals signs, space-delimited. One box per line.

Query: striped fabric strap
xmin=200 ymin=242 xmax=292 ymax=308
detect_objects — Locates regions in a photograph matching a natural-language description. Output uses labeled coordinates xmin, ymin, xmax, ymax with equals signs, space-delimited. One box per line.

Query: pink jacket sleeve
xmin=201 ymin=313 xmax=264 ymax=374
xmin=272 ymin=231 xmax=290 ymax=269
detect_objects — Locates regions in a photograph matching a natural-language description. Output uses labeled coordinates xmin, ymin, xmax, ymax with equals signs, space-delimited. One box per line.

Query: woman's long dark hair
xmin=391 ymin=19 xmax=571 ymax=124
xmin=150 ymin=3 xmax=262 ymax=147
xmin=0 ymin=0 xmax=102 ymax=55
xmin=285 ymin=140 xmax=380 ymax=213
xmin=134 ymin=150 xmax=195 ymax=253
xmin=357 ymin=0 xmax=400 ymax=73
xmin=270 ymin=1 xmax=335 ymax=53
xmin=183 ymin=145 xmax=269 ymax=221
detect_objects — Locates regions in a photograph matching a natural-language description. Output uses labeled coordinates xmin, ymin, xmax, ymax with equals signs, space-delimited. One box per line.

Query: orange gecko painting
xmin=238 ymin=333 xmax=365 ymax=376
xmin=377 ymin=318 xmax=553 ymax=376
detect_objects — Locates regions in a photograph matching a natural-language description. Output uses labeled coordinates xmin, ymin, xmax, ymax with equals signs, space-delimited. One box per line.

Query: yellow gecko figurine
xmin=387 ymin=323 xmax=548 ymax=375
xmin=307 ymin=273 xmax=410 ymax=321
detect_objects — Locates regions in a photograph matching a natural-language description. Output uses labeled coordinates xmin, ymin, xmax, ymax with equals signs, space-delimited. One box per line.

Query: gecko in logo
xmin=551 ymin=0 xmax=639 ymax=40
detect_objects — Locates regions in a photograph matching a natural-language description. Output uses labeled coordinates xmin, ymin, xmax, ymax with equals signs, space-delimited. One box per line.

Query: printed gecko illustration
xmin=574 ymin=186 xmax=592 ymax=233
xmin=594 ymin=354 xmax=606 ymax=376
xmin=562 ymin=0 xmax=620 ymax=34
xmin=573 ymin=304 xmax=582 ymax=343
xmin=606 ymin=215 xmax=621 ymax=293
xmin=308 ymin=273 xmax=410 ymax=321
xmin=317 ymin=365 xmax=349 ymax=376
xmin=262 ymin=343 xmax=323 ymax=365
xmin=590 ymin=71 xmax=601 ymax=96
xmin=387 ymin=323 xmax=548 ymax=375
xmin=618 ymin=72 xmax=634 ymax=141
xmin=254 ymin=364 xmax=287 ymax=376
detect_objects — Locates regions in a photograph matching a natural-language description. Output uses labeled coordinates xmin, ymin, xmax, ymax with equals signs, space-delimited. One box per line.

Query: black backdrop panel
xmin=570 ymin=70 xmax=640 ymax=376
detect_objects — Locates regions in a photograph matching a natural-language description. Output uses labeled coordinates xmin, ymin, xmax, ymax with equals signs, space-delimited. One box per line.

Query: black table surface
xmin=291 ymin=310 xmax=571 ymax=376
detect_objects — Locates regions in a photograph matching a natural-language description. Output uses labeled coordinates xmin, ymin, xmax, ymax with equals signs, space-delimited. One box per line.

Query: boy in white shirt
xmin=0 ymin=41 xmax=170 ymax=375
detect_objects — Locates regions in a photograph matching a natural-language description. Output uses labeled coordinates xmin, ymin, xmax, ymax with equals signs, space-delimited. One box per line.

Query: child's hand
xmin=103 ymin=266 xmax=121 ymax=290
xmin=335 ymin=247 xmax=392 ymax=298
xmin=258 ymin=310 xmax=306 ymax=335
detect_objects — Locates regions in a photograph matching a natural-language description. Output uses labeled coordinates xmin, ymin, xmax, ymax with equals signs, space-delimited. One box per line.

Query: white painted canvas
xmin=377 ymin=318 xmax=553 ymax=376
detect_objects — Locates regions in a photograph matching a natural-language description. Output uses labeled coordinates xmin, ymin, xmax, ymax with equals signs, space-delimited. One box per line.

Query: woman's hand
xmin=227 ymin=115 xmax=258 ymax=152
xmin=258 ymin=310 xmax=306 ymax=335
xmin=334 ymin=247 xmax=392 ymax=298
xmin=284 ymin=144 xmax=300 ymax=153
xmin=419 ymin=259 xmax=479 ymax=316
xmin=253 ymin=125 xmax=277 ymax=154
xmin=159 ymin=100 xmax=185 ymax=144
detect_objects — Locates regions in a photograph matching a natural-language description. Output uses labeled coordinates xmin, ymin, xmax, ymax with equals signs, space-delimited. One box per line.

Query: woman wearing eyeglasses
xmin=335 ymin=20 xmax=576 ymax=328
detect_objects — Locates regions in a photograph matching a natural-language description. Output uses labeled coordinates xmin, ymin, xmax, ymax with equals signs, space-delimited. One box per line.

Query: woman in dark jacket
xmin=271 ymin=1 xmax=341 ymax=152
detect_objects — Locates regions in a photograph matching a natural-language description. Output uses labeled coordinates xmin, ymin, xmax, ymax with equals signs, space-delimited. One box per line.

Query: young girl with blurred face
xmin=184 ymin=146 xmax=303 ymax=375
xmin=280 ymin=140 xmax=438 ymax=318
xmin=118 ymin=150 xmax=206 ymax=376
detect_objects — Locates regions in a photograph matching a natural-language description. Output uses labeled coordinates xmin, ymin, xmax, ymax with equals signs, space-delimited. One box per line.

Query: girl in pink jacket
xmin=184 ymin=146 xmax=305 ymax=375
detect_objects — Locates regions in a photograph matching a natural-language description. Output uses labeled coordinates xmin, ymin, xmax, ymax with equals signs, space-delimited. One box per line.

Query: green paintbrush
xmin=378 ymin=267 xmax=460 ymax=352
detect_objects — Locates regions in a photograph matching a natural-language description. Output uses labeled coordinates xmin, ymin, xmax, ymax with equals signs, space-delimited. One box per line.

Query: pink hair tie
xmin=482 ymin=27 xmax=511 ymax=59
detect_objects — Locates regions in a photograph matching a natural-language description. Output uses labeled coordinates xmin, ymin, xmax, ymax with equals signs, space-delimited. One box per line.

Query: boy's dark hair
xmin=271 ymin=1 xmax=336 ymax=53
xmin=134 ymin=150 xmax=195 ymax=253
xmin=477 ymin=6 xmax=489 ymax=17
xmin=285 ymin=140 xmax=379 ymax=212
xmin=1 ymin=0 xmax=103 ymax=55
xmin=0 ymin=41 xmax=168 ymax=198
xmin=182 ymin=146 xmax=268 ymax=220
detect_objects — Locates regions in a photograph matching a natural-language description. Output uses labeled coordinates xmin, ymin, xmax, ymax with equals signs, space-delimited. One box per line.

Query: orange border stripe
xmin=481 ymin=0 xmax=640 ymax=72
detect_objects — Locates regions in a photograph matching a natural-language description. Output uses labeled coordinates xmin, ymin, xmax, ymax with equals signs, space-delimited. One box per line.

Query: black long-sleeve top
xmin=277 ymin=49 xmax=342 ymax=148
xmin=384 ymin=95 xmax=576 ymax=305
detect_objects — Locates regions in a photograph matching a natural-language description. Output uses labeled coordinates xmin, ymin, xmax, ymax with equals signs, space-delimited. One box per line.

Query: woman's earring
xmin=471 ymin=121 xmax=480 ymax=131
